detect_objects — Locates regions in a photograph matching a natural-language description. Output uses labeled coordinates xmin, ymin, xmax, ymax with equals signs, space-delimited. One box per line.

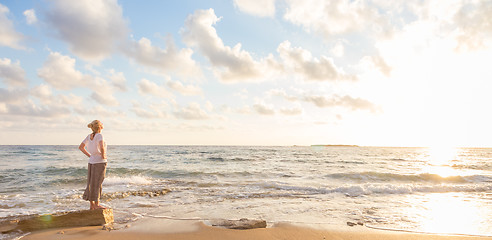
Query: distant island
xmin=310 ymin=144 xmax=359 ymax=147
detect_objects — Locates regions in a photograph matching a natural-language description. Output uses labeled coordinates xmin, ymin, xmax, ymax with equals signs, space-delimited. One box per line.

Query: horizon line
xmin=1 ymin=144 xmax=492 ymax=148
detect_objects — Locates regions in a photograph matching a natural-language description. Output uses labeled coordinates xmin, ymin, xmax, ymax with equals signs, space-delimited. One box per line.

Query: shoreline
xmin=21 ymin=219 xmax=492 ymax=240
xmin=18 ymin=218 xmax=492 ymax=240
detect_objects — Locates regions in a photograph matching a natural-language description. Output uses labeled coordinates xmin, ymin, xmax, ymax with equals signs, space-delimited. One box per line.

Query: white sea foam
xmin=258 ymin=182 xmax=492 ymax=197
xmin=103 ymin=175 xmax=152 ymax=186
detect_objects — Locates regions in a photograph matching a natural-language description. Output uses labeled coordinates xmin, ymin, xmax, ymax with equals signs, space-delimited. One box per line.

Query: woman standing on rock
xmin=79 ymin=120 xmax=107 ymax=210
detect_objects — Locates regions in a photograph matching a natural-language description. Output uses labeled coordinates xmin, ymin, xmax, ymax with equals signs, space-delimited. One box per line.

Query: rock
xmin=57 ymin=230 xmax=64 ymax=234
xmin=102 ymin=224 xmax=114 ymax=231
xmin=102 ymin=189 xmax=170 ymax=201
xmin=346 ymin=221 xmax=357 ymax=227
xmin=211 ymin=218 xmax=267 ymax=230
xmin=0 ymin=220 xmax=19 ymax=233
xmin=13 ymin=209 xmax=113 ymax=232
xmin=357 ymin=221 xmax=364 ymax=226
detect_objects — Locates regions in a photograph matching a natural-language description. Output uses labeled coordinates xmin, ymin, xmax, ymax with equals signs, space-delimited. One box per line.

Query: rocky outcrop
xmin=103 ymin=189 xmax=170 ymax=200
xmin=3 ymin=208 xmax=113 ymax=233
xmin=211 ymin=218 xmax=267 ymax=230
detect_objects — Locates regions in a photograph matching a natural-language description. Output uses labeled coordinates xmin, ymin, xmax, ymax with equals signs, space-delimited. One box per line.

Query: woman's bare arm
xmin=79 ymin=143 xmax=90 ymax=158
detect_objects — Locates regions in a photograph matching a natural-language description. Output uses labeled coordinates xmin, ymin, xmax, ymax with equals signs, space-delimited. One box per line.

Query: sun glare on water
xmin=412 ymin=146 xmax=489 ymax=235
xmin=423 ymin=145 xmax=462 ymax=178
xmin=416 ymin=193 xmax=485 ymax=236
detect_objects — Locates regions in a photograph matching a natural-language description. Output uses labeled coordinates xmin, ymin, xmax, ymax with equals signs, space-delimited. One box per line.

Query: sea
xmin=0 ymin=145 xmax=491 ymax=238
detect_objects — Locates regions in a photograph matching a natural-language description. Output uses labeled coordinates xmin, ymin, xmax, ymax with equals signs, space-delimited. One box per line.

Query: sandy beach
xmin=21 ymin=219 xmax=492 ymax=240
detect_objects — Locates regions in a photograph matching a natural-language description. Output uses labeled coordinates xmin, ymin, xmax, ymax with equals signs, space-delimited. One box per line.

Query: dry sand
xmin=22 ymin=219 xmax=492 ymax=240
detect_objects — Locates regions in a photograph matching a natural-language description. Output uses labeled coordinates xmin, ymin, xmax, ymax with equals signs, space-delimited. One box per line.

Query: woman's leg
xmin=83 ymin=164 xmax=93 ymax=210
xmin=90 ymin=163 xmax=107 ymax=209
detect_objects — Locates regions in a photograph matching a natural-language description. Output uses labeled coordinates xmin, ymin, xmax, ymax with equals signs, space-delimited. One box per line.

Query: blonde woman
xmin=79 ymin=120 xmax=107 ymax=210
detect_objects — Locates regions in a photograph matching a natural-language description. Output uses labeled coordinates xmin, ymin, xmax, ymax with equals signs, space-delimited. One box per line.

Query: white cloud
xmin=59 ymin=93 xmax=83 ymax=106
xmin=0 ymin=88 xmax=28 ymax=103
xmin=234 ymin=89 xmax=249 ymax=100
xmin=283 ymin=0 xmax=390 ymax=39
xmin=37 ymin=52 xmax=85 ymax=90
xmin=89 ymin=75 xmax=121 ymax=106
xmin=74 ymin=105 xmax=125 ymax=117
xmin=205 ymin=101 xmax=214 ymax=112
xmin=108 ymin=69 xmax=127 ymax=92
xmin=375 ymin=0 xmax=491 ymax=52
xmin=277 ymin=41 xmax=357 ymax=81
xmin=30 ymin=84 xmax=53 ymax=103
xmin=4 ymin=100 xmax=71 ymax=118
xmin=23 ymin=9 xmax=37 ymax=25
xmin=279 ymin=104 xmax=303 ymax=115
xmin=91 ymin=91 xmax=119 ymax=106
xmin=360 ymin=55 xmax=392 ymax=77
xmin=453 ymin=0 xmax=492 ymax=51
xmin=45 ymin=0 xmax=128 ymax=61
xmin=330 ymin=41 xmax=345 ymax=57
xmin=0 ymin=4 xmax=25 ymax=49
xmin=234 ymin=105 xmax=253 ymax=115
xmin=181 ymin=9 xmax=279 ymax=82
xmin=30 ymin=84 xmax=83 ymax=107
xmin=173 ymin=102 xmax=209 ymax=120
xmin=0 ymin=58 xmax=27 ymax=87
xmin=303 ymin=94 xmax=380 ymax=112
xmin=131 ymin=102 xmax=168 ymax=119
xmin=122 ymin=36 xmax=201 ymax=78
xmin=166 ymin=80 xmax=202 ymax=96
xmin=37 ymin=52 xmax=120 ymax=106
xmin=253 ymin=101 xmax=275 ymax=115
xmin=268 ymin=88 xmax=380 ymax=113
xmin=137 ymin=78 xmax=173 ymax=98
xmin=31 ymin=84 xmax=84 ymax=107
xmin=234 ymin=0 xmax=276 ymax=17
xmin=0 ymin=103 xmax=7 ymax=114
xmin=267 ymin=88 xmax=299 ymax=101
xmin=132 ymin=107 xmax=164 ymax=119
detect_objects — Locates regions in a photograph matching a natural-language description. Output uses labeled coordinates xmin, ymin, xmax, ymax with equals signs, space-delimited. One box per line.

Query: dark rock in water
xmin=7 ymin=209 xmax=113 ymax=233
xmin=211 ymin=218 xmax=267 ymax=230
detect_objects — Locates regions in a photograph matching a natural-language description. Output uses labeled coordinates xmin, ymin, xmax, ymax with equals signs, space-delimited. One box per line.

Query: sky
xmin=0 ymin=0 xmax=492 ymax=147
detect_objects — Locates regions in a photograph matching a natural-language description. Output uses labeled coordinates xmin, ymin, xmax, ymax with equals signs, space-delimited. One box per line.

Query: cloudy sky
xmin=1 ymin=0 xmax=491 ymax=146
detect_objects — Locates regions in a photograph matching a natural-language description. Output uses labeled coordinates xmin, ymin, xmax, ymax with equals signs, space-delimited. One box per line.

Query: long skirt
xmin=82 ymin=163 xmax=107 ymax=202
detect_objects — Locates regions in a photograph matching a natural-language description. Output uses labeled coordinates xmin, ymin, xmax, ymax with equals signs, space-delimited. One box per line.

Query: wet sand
xmin=22 ymin=219 xmax=492 ymax=240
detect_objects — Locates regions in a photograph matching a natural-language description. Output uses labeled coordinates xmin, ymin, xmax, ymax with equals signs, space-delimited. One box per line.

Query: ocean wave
xmin=450 ymin=163 xmax=492 ymax=171
xmin=260 ymin=182 xmax=492 ymax=197
xmin=107 ymin=167 xmax=261 ymax=179
xmin=325 ymin=172 xmax=492 ymax=183
xmin=205 ymin=156 xmax=254 ymax=162
xmin=103 ymin=175 xmax=153 ymax=186
xmin=0 ymin=203 xmax=26 ymax=209
xmin=329 ymin=184 xmax=492 ymax=197
xmin=42 ymin=167 xmax=87 ymax=177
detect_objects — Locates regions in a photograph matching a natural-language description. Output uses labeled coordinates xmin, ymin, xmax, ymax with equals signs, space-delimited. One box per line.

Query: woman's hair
xmin=88 ymin=120 xmax=103 ymax=133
